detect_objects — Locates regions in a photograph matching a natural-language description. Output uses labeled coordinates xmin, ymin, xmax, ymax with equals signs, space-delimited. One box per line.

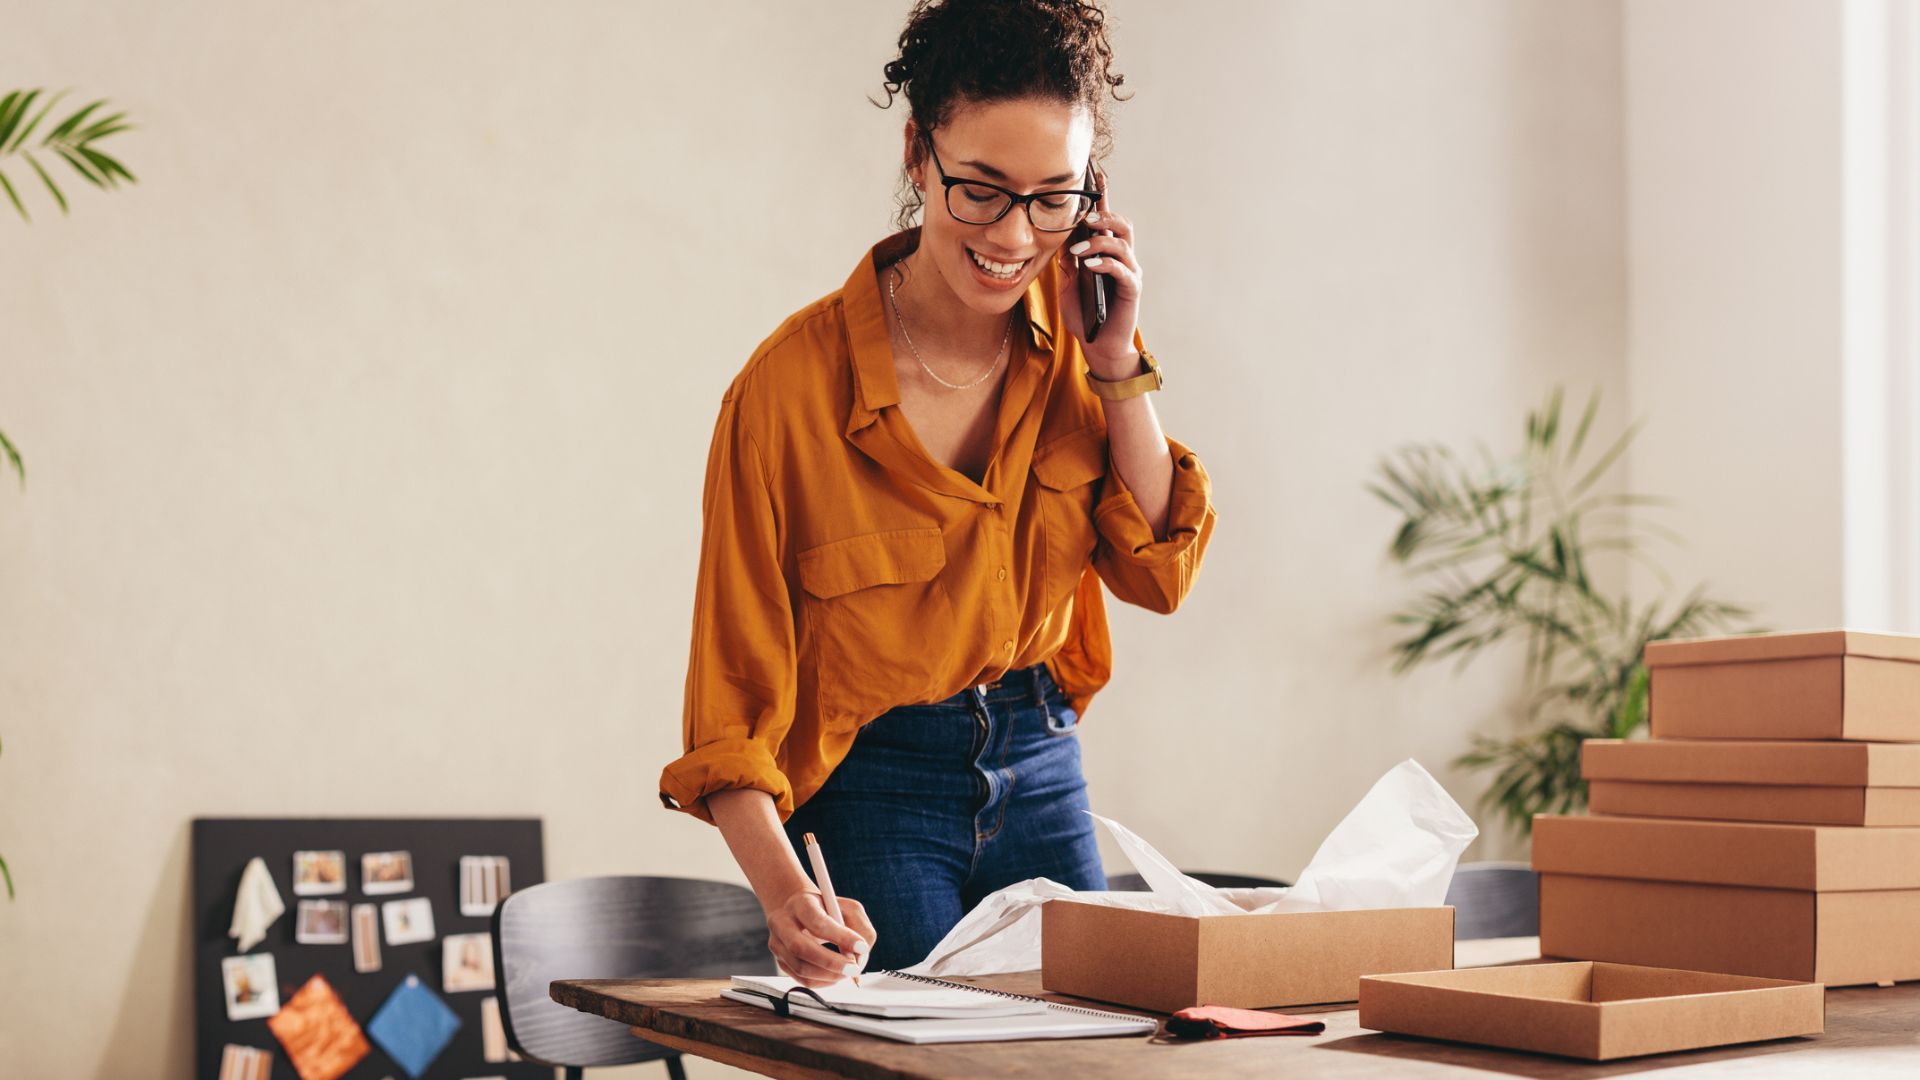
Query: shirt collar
xmin=843 ymin=226 xmax=1056 ymax=434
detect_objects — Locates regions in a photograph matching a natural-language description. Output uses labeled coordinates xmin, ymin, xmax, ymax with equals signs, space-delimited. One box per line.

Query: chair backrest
xmin=1105 ymin=870 xmax=1291 ymax=891
xmin=490 ymin=875 xmax=774 ymax=1069
xmin=1443 ymin=862 xmax=1539 ymax=940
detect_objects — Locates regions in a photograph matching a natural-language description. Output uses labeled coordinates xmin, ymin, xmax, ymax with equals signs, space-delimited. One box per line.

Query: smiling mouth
xmin=967 ymin=245 xmax=1030 ymax=280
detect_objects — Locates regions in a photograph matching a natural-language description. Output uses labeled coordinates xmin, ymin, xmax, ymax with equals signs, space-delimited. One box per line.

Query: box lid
xmin=1582 ymin=738 xmax=1920 ymax=787
xmin=1531 ymin=814 xmax=1920 ymax=890
xmin=1643 ymin=628 xmax=1920 ymax=668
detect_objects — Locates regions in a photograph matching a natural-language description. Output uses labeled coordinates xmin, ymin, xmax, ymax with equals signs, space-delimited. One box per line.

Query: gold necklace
xmin=887 ymin=261 xmax=1012 ymax=391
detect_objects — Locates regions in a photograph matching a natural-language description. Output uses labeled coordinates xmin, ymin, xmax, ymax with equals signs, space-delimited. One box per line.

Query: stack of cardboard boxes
xmin=1532 ymin=629 xmax=1920 ymax=986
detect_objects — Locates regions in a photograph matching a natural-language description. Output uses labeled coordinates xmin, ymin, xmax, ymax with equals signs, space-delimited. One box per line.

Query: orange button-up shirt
xmin=659 ymin=226 xmax=1217 ymax=825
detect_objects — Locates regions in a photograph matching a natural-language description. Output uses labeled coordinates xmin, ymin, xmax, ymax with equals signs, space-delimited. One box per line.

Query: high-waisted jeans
xmin=781 ymin=662 xmax=1106 ymax=972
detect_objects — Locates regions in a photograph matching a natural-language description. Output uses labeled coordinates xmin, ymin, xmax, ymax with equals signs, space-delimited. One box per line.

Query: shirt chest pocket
xmin=1031 ymin=427 xmax=1108 ymax=609
xmin=797 ymin=526 xmax=956 ymax=728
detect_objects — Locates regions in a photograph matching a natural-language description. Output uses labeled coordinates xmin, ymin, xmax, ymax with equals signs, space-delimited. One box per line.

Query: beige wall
xmin=0 ymin=2 xmax=1626 ymax=1076
xmin=1623 ymin=0 xmax=1848 ymax=631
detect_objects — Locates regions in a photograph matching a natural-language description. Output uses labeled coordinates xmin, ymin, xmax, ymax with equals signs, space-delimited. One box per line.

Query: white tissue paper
xmin=899 ymin=759 xmax=1477 ymax=977
xmin=228 ymin=855 xmax=286 ymax=952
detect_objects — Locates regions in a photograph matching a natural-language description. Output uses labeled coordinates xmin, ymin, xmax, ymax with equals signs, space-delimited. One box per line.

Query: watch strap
xmin=1084 ymin=348 xmax=1163 ymax=401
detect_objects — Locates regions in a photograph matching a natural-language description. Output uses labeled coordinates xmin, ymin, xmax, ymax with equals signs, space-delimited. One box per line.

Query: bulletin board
xmin=191 ymin=817 xmax=550 ymax=1080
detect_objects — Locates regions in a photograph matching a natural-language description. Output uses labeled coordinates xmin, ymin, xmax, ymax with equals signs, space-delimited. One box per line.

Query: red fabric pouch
xmin=1163 ymin=1004 xmax=1328 ymax=1039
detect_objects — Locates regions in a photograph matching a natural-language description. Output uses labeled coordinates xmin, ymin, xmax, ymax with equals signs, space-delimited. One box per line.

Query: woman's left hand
xmin=1053 ymin=163 xmax=1142 ymax=379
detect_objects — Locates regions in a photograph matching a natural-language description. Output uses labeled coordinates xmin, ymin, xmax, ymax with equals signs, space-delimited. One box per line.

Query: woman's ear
xmin=902 ymin=121 xmax=926 ymax=191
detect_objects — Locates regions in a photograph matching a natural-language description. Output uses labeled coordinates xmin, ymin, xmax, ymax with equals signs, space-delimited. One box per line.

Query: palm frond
xmin=1377 ymin=386 xmax=1759 ymax=836
xmin=0 ymin=87 xmax=136 ymax=222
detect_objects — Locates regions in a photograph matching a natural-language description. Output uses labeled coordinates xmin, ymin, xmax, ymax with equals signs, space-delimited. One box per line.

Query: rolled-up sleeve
xmin=658 ymin=390 xmax=799 ymax=826
xmin=1091 ymin=435 xmax=1215 ymax=614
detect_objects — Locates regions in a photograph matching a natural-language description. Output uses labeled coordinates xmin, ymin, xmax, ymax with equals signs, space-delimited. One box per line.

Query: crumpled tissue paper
xmin=899 ymin=758 xmax=1478 ymax=977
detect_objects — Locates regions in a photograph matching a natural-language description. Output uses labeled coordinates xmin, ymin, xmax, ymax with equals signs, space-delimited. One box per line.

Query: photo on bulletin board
xmin=480 ymin=996 xmax=514 ymax=1063
xmin=382 ymin=896 xmax=436 ymax=945
xmin=217 ymin=1043 xmax=273 ymax=1080
xmin=361 ymin=850 xmax=414 ymax=895
xmin=221 ymin=954 xmax=281 ymax=1021
xmin=351 ymin=903 xmax=382 ymax=973
xmin=295 ymin=900 xmax=349 ymax=944
xmin=442 ymin=932 xmax=496 ymax=993
xmin=291 ymin=850 xmax=347 ymax=896
xmin=460 ymin=855 xmax=510 ymax=916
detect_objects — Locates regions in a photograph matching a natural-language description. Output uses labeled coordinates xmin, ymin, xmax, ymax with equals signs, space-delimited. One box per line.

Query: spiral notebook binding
xmin=878 ymin=970 xmax=1153 ymax=1023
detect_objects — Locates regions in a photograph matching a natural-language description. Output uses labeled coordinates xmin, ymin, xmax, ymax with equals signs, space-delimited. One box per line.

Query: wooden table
xmin=552 ymin=942 xmax=1920 ymax=1078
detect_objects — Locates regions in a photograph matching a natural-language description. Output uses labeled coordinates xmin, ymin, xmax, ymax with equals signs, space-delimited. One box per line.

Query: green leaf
xmin=1565 ymin=388 xmax=1601 ymax=465
xmin=53 ymin=145 xmax=106 ymax=189
xmin=75 ymin=110 xmax=126 ymax=142
xmin=1540 ymin=386 xmax=1564 ymax=449
xmin=0 ymin=426 xmax=17 ymax=486
xmin=0 ymin=167 xmax=27 ymax=222
xmin=46 ymin=99 xmax=104 ymax=142
xmin=0 ymin=853 xmax=12 ymax=901
xmin=0 ymin=89 xmax=34 ymax=151
xmin=1567 ymin=417 xmax=1644 ymax=501
xmin=23 ymin=152 xmax=67 ymax=215
xmin=77 ymin=146 xmax=133 ymax=187
xmin=6 ymin=88 xmax=69 ymax=154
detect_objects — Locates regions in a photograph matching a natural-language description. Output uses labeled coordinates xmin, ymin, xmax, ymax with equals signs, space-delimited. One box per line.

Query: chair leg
xmin=664 ymin=1054 xmax=688 ymax=1080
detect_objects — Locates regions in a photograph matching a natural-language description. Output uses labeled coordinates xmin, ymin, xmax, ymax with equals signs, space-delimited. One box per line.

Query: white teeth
xmin=969 ymin=248 xmax=1026 ymax=278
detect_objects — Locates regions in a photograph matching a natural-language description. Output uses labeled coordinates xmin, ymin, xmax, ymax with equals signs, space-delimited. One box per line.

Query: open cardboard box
xmin=1534 ymin=814 xmax=1920 ymax=984
xmin=1358 ymin=962 xmax=1824 ymax=1061
xmin=1645 ymin=629 xmax=1920 ymax=742
xmin=1583 ymin=738 xmax=1920 ymax=826
xmin=1039 ymin=898 xmax=1454 ymax=1013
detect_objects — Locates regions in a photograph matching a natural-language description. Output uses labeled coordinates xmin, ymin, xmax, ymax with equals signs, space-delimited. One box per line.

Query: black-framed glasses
xmin=921 ymin=132 xmax=1099 ymax=233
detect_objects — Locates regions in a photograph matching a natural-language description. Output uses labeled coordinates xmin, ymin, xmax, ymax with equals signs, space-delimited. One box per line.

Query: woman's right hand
xmin=701 ymin=788 xmax=881 ymax=987
xmin=766 ymin=888 xmax=878 ymax=987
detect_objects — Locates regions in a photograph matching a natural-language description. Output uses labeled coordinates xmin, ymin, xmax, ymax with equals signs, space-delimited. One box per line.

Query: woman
xmin=658 ymin=0 xmax=1215 ymax=985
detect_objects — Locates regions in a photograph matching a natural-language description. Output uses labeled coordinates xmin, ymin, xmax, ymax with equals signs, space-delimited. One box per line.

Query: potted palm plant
xmin=1370 ymin=388 xmax=1758 ymax=836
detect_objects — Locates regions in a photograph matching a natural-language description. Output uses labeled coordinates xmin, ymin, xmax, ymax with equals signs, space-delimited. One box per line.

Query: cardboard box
xmin=1358 ymin=962 xmax=1824 ymax=1061
xmin=1645 ymin=628 xmax=1920 ymax=741
xmin=1038 ymin=899 xmax=1454 ymax=1013
xmin=1583 ymin=738 xmax=1920 ymax=826
xmin=1533 ymin=814 xmax=1920 ymax=984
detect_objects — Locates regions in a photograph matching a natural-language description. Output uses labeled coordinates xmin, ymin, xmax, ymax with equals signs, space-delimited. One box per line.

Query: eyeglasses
xmin=921 ymin=132 xmax=1099 ymax=233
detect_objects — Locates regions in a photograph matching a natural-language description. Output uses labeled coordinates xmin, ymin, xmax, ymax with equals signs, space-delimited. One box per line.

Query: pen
xmin=803 ymin=831 xmax=864 ymax=986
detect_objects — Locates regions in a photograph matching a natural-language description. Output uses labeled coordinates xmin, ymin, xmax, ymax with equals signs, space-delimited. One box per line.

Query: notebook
xmin=728 ymin=974 xmax=1048 ymax=1018
xmin=721 ymin=970 xmax=1158 ymax=1044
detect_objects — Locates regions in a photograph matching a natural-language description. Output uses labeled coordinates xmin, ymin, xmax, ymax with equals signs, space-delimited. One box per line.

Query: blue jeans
xmin=782 ymin=662 xmax=1106 ymax=972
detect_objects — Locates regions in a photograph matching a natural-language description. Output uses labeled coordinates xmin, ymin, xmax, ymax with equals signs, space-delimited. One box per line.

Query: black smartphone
xmin=1074 ymin=168 xmax=1109 ymax=344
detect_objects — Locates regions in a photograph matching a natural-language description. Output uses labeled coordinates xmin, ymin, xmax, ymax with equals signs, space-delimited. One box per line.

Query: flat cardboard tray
xmin=1357 ymin=961 xmax=1824 ymax=1061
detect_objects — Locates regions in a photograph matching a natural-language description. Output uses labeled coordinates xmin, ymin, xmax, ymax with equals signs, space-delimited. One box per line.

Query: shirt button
xmin=1003 ymin=640 xmax=1016 ymax=653
xmin=984 ymin=502 xmax=1001 ymax=511
xmin=996 ymin=566 xmax=1008 ymax=581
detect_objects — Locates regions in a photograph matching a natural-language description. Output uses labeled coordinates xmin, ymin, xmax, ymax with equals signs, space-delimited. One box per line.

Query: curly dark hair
xmin=871 ymin=0 xmax=1132 ymax=231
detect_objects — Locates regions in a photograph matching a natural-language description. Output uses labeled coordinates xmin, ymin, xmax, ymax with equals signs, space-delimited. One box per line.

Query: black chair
xmin=1105 ymin=870 xmax=1291 ymax=891
xmin=490 ymin=875 xmax=776 ymax=1080
xmin=1443 ymin=861 xmax=1539 ymax=940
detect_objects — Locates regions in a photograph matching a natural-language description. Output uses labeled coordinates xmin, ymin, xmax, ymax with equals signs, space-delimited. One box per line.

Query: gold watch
xmin=1084 ymin=348 xmax=1163 ymax=401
